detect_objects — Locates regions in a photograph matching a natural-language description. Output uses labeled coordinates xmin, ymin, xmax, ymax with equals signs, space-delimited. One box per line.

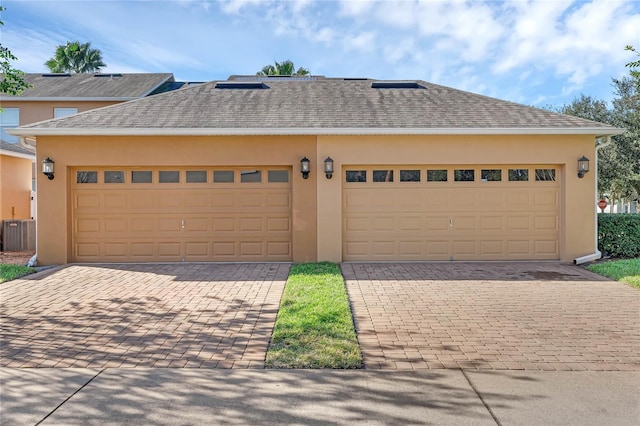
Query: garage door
xmin=71 ymin=167 xmax=292 ymax=262
xmin=343 ymin=165 xmax=560 ymax=261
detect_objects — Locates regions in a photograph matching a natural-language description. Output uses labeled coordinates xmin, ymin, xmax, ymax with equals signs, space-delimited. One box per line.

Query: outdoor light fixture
xmin=577 ymin=156 xmax=590 ymax=178
xmin=324 ymin=157 xmax=334 ymax=179
xmin=42 ymin=157 xmax=55 ymax=180
xmin=300 ymin=157 xmax=310 ymax=179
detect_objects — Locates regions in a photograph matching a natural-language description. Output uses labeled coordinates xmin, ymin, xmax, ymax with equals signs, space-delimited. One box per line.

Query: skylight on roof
xmin=94 ymin=73 xmax=123 ymax=78
xmin=215 ymin=82 xmax=269 ymax=89
xmin=371 ymin=81 xmax=425 ymax=89
xmin=42 ymin=73 xmax=71 ymax=77
xmin=232 ymin=76 xmax=318 ymax=82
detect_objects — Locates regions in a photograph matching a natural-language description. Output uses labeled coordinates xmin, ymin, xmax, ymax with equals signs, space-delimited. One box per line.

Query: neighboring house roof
xmin=1 ymin=73 xmax=175 ymax=101
xmin=11 ymin=77 xmax=624 ymax=138
xmin=147 ymin=81 xmax=206 ymax=95
xmin=0 ymin=140 xmax=35 ymax=159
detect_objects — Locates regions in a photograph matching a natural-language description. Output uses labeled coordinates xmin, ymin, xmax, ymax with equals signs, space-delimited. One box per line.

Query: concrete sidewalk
xmin=2 ymin=369 xmax=638 ymax=425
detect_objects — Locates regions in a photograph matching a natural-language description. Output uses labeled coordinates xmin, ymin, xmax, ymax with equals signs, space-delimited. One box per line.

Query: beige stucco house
xmin=10 ymin=76 xmax=623 ymax=265
xmin=0 ymin=72 xmax=181 ymax=224
xmin=0 ymin=141 xmax=34 ymax=221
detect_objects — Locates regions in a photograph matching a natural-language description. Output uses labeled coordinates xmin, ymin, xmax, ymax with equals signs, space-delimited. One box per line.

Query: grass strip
xmin=588 ymin=258 xmax=640 ymax=288
xmin=266 ymin=262 xmax=362 ymax=368
xmin=0 ymin=264 xmax=35 ymax=283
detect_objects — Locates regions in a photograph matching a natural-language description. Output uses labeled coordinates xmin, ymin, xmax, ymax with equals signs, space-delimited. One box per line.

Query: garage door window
xmin=77 ymin=171 xmax=97 ymax=184
xmin=400 ymin=170 xmax=420 ymax=182
xmin=508 ymin=169 xmax=529 ymax=181
xmin=213 ymin=170 xmax=234 ymax=183
xmin=104 ymin=171 xmax=124 ymax=183
xmin=241 ymin=170 xmax=261 ymax=183
xmin=373 ymin=170 xmax=393 ymax=182
xmin=535 ymin=169 xmax=556 ymax=181
xmin=131 ymin=171 xmax=152 ymax=183
xmin=454 ymin=169 xmax=474 ymax=182
xmin=427 ymin=170 xmax=448 ymax=182
xmin=346 ymin=170 xmax=366 ymax=182
xmin=481 ymin=169 xmax=501 ymax=182
xmin=159 ymin=171 xmax=180 ymax=183
xmin=186 ymin=170 xmax=207 ymax=183
xmin=268 ymin=170 xmax=289 ymax=183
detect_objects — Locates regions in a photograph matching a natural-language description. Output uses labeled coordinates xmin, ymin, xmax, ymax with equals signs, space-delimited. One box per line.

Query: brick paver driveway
xmin=1 ymin=263 xmax=289 ymax=368
xmin=344 ymin=262 xmax=640 ymax=371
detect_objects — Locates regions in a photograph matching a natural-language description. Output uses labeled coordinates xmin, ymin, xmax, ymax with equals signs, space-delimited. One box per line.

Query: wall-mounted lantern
xmin=300 ymin=157 xmax=310 ymax=179
xmin=577 ymin=156 xmax=590 ymax=178
xmin=42 ymin=157 xmax=55 ymax=180
xmin=324 ymin=157 xmax=334 ymax=179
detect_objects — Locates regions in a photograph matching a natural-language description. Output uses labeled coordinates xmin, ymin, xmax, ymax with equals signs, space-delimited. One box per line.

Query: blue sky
xmin=2 ymin=0 xmax=639 ymax=107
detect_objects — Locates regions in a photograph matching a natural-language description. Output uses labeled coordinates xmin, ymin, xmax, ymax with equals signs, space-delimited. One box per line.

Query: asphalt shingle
xmin=15 ymin=77 xmax=617 ymax=132
xmin=2 ymin=73 xmax=174 ymax=99
xmin=0 ymin=140 xmax=35 ymax=156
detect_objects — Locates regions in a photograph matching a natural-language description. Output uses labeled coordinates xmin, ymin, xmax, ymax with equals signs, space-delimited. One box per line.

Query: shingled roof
xmin=11 ymin=77 xmax=623 ymax=137
xmin=0 ymin=140 xmax=35 ymax=158
xmin=2 ymin=73 xmax=175 ymax=100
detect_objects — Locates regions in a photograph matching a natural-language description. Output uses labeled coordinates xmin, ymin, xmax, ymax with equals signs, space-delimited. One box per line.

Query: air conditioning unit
xmin=2 ymin=220 xmax=36 ymax=251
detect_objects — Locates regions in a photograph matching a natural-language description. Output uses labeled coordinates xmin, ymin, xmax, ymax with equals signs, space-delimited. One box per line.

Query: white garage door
xmin=71 ymin=167 xmax=292 ymax=262
xmin=343 ymin=165 xmax=560 ymax=261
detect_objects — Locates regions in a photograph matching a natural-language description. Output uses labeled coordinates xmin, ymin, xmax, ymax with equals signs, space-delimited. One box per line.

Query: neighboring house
xmin=0 ymin=140 xmax=35 ymax=220
xmin=10 ymin=76 xmax=623 ymax=265
xmin=0 ymin=72 xmax=188 ymax=223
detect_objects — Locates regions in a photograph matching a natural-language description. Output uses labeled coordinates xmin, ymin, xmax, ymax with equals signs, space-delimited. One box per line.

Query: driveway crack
xmin=35 ymin=369 xmax=104 ymax=425
xmin=461 ymin=369 xmax=502 ymax=426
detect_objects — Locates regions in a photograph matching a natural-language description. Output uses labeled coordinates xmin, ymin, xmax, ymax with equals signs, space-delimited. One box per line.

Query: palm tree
xmin=45 ymin=41 xmax=106 ymax=74
xmin=256 ymin=60 xmax=309 ymax=76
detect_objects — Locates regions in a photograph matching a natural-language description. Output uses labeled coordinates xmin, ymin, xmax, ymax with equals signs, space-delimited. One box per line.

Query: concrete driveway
xmin=344 ymin=262 xmax=640 ymax=371
xmin=0 ymin=263 xmax=289 ymax=368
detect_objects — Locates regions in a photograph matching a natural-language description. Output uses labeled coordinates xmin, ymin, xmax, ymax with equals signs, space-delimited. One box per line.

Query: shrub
xmin=598 ymin=214 xmax=640 ymax=258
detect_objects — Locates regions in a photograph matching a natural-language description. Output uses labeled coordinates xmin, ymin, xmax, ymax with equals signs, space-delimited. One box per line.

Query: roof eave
xmin=0 ymin=149 xmax=36 ymax=160
xmin=8 ymin=127 xmax=626 ymax=138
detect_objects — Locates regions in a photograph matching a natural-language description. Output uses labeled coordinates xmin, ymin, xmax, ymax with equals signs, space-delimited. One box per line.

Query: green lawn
xmin=0 ymin=264 xmax=35 ymax=283
xmin=266 ymin=262 xmax=362 ymax=369
xmin=588 ymin=258 xmax=640 ymax=288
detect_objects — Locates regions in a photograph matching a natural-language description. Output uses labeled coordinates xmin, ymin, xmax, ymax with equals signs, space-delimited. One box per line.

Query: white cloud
xmin=383 ymin=37 xmax=418 ymax=64
xmin=219 ymin=0 xmax=266 ymax=14
xmin=344 ymin=31 xmax=376 ymax=52
xmin=313 ymin=27 xmax=336 ymax=44
xmin=176 ymin=0 xmax=212 ymax=12
xmin=2 ymin=28 xmax=68 ymax=72
xmin=3 ymin=0 xmax=638 ymax=106
xmin=338 ymin=0 xmax=375 ymax=16
xmin=291 ymin=0 xmax=312 ymax=14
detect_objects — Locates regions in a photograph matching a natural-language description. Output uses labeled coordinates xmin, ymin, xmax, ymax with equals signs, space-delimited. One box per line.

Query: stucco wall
xmin=35 ymin=135 xmax=318 ymax=265
xmin=35 ymin=133 xmax=597 ymax=264
xmin=316 ymin=134 xmax=597 ymax=263
xmin=0 ymin=154 xmax=32 ymax=220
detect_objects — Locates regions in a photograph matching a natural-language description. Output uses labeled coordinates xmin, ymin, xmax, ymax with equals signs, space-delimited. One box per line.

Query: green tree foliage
xmin=45 ymin=41 xmax=106 ymax=74
xmin=0 ymin=6 xmax=30 ymax=95
xmin=610 ymin=75 xmax=640 ymax=197
xmin=624 ymin=45 xmax=640 ymax=82
xmin=556 ymin=47 xmax=639 ymax=202
xmin=556 ymin=95 xmax=617 ymax=195
xmin=257 ymin=60 xmax=309 ymax=76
